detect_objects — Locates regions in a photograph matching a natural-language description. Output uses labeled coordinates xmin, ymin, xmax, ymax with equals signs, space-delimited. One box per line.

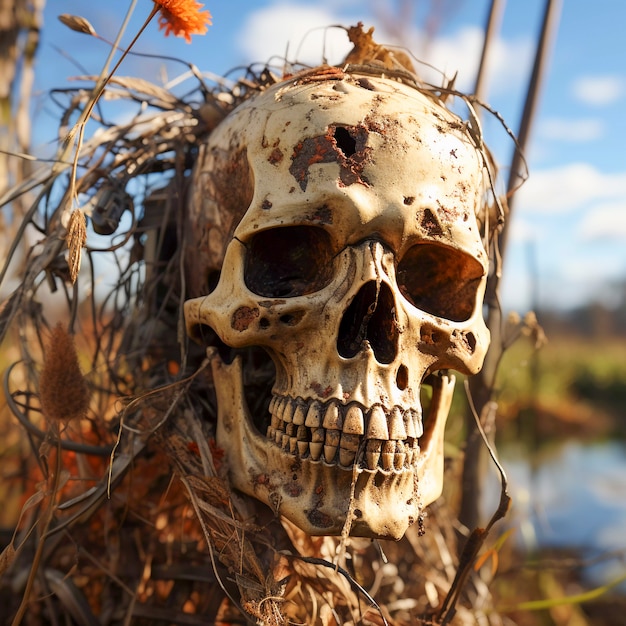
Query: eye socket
xmin=397 ymin=243 xmax=484 ymax=321
xmin=244 ymin=226 xmax=334 ymax=297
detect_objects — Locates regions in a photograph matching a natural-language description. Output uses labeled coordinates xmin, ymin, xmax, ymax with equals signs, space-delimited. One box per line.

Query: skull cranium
xmin=184 ymin=69 xmax=491 ymax=539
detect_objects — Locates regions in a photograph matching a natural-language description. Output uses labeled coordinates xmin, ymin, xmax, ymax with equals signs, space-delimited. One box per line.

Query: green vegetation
xmin=493 ymin=335 xmax=626 ymax=445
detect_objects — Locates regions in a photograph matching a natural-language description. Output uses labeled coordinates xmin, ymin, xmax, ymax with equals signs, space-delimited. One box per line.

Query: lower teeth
xmin=267 ymin=424 xmax=418 ymax=470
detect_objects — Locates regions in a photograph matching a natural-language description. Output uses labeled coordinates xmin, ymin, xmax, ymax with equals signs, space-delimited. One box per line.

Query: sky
xmin=31 ymin=0 xmax=626 ymax=313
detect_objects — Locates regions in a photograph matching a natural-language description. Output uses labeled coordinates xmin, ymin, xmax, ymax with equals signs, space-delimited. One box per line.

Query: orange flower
xmin=154 ymin=0 xmax=211 ymax=43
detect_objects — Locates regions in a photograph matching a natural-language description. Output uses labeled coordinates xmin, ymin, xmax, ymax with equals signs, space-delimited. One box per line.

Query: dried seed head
xmin=58 ymin=14 xmax=97 ymax=37
xmin=40 ymin=324 xmax=90 ymax=423
xmin=66 ymin=208 xmax=87 ymax=284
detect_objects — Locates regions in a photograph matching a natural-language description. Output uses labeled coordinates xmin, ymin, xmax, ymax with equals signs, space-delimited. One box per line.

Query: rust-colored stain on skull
xmin=306 ymin=507 xmax=335 ymax=529
xmin=286 ymin=482 xmax=303 ymax=497
xmin=268 ymin=147 xmax=283 ymax=164
xmin=309 ymin=382 xmax=333 ymax=398
xmin=289 ymin=124 xmax=372 ymax=191
xmin=307 ymin=203 xmax=333 ymax=224
xmin=231 ymin=306 xmax=259 ymax=331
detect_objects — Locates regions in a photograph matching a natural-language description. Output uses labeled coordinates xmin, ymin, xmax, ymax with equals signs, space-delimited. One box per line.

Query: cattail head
xmin=39 ymin=324 xmax=91 ymax=423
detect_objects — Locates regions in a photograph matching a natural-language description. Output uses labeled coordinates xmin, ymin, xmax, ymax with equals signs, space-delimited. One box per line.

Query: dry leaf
xmin=58 ymin=13 xmax=97 ymax=37
xmin=107 ymin=76 xmax=181 ymax=105
xmin=343 ymin=22 xmax=415 ymax=73
xmin=66 ymin=208 xmax=87 ymax=284
xmin=0 ymin=543 xmax=16 ymax=576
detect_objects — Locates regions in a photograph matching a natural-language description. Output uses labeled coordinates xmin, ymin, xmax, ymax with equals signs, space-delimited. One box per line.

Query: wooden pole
xmin=458 ymin=0 xmax=562 ymax=533
xmin=473 ymin=0 xmax=506 ymax=107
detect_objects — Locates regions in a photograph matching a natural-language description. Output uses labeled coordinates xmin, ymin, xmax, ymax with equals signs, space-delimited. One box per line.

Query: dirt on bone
xmin=231 ymin=306 xmax=260 ymax=331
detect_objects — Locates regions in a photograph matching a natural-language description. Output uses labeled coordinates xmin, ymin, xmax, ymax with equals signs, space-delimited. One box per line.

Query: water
xmin=484 ymin=440 xmax=626 ymax=585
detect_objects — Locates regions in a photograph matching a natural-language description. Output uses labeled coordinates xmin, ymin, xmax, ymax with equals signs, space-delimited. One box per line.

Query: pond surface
xmin=484 ymin=440 xmax=626 ymax=585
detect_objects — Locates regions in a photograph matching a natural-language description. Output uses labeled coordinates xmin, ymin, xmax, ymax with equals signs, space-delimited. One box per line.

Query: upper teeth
xmin=266 ymin=395 xmax=423 ymax=471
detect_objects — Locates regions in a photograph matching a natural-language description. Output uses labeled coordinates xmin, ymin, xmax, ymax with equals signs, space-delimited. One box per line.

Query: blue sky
xmin=33 ymin=0 xmax=626 ymax=313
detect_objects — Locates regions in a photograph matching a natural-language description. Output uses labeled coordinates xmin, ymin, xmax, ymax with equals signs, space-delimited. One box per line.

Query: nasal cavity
xmin=337 ymin=281 xmax=398 ymax=364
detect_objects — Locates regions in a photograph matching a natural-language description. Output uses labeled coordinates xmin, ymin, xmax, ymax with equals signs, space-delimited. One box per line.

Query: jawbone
xmin=208 ymin=348 xmax=455 ymax=540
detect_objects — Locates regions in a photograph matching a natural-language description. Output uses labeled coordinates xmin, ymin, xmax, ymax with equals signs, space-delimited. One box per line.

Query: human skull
xmin=184 ymin=69 xmax=491 ymax=540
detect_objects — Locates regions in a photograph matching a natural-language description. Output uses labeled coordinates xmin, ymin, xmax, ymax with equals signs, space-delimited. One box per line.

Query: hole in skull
xmin=337 ymin=281 xmax=398 ymax=364
xmin=466 ymin=331 xmax=477 ymax=353
xmin=206 ymin=269 xmax=221 ymax=294
xmin=396 ymin=364 xmax=409 ymax=390
xmin=187 ymin=324 xmax=239 ymax=364
xmin=420 ymin=379 xmax=433 ymax=436
xmin=189 ymin=324 xmax=258 ymax=368
xmin=187 ymin=323 xmax=215 ymax=348
xmin=397 ymin=243 xmax=483 ymax=321
xmin=244 ymin=226 xmax=334 ymax=298
xmin=186 ymin=325 xmax=276 ymax=431
xmin=420 ymin=326 xmax=441 ymax=345
xmin=333 ymin=126 xmax=357 ymax=157
xmin=240 ymin=346 xmax=276 ymax=436
xmin=259 ymin=317 xmax=270 ymax=329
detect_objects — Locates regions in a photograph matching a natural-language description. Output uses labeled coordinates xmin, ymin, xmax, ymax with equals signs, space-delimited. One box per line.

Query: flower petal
xmin=154 ymin=0 xmax=211 ymax=43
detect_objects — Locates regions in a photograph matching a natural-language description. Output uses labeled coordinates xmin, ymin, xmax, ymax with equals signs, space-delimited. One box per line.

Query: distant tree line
xmin=538 ymin=280 xmax=626 ymax=339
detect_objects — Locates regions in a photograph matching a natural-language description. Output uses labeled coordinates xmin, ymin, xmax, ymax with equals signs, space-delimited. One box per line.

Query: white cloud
xmin=486 ymin=36 xmax=534 ymax=95
xmin=576 ymin=201 xmax=626 ymax=242
xmin=572 ymin=75 xmax=626 ymax=106
xmin=559 ymin=253 xmax=626 ymax=296
xmin=236 ymin=3 xmax=352 ymax=67
xmin=508 ymin=215 xmax=541 ymax=243
xmin=411 ymin=26 xmax=484 ymax=91
xmin=516 ymin=163 xmax=626 ymax=214
xmin=538 ymin=117 xmax=604 ymax=142
xmin=408 ymin=26 xmax=533 ymax=95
